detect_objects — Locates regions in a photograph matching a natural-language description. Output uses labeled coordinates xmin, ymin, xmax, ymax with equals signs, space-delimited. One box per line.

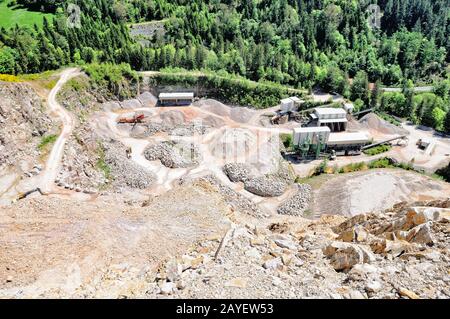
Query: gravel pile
xmin=181 ymin=175 xmax=268 ymax=218
xmin=222 ymin=163 xmax=254 ymax=182
xmin=244 ymin=176 xmax=288 ymax=197
xmin=277 ymin=184 xmax=312 ymax=216
xmin=105 ymin=141 xmax=156 ymax=189
xmin=143 ymin=141 xmax=201 ymax=168
xmin=132 ymin=122 xmax=208 ymax=138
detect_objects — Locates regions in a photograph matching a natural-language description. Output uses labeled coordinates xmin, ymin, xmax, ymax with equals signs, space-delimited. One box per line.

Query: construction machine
xmin=117 ymin=114 xmax=146 ymax=124
xmin=13 ymin=188 xmax=45 ymax=203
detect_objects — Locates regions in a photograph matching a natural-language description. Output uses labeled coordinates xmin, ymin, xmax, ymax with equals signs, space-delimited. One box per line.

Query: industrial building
xmin=291 ymin=127 xmax=371 ymax=158
xmin=310 ymin=108 xmax=348 ymax=132
xmin=293 ymin=127 xmax=331 ymax=147
xmin=280 ymin=96 xmax=303 ymax=113
xmin=159 ymin=92 xmax=194 ymax=106
xmin=326 ymin=132 xmax=371 ymax=154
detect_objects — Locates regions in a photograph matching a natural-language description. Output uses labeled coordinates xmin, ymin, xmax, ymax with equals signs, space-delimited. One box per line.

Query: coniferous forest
xmin=0 ymin=0 xmax=449 ymax=130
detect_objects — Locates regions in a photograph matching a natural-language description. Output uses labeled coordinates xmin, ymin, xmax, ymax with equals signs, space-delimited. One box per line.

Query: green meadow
xmin=0 ymin=0 xmax=54 ymax=29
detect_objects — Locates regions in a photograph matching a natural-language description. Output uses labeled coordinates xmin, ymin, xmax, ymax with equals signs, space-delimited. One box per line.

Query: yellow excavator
xmin=13 ymin=188 xmax=45 ymax=203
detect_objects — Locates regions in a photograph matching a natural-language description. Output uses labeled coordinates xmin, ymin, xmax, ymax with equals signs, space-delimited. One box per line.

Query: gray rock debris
xmin=104 ymin=141 xmax=156 ymax=189
xmin=143 ymin=141 xmax=201 ymax=168
xmin=244 ymin=176 xmax=287 ymax=197
xmin=277 ymin=184 xmax=312 ymax=216
xmin=222 ymin=163 xmax=254 ymax=183
xmin=181 ymin=175 xmax=268 ymax=218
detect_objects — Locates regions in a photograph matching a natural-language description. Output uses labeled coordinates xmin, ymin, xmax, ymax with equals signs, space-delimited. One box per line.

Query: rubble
xmin=141 ymin=199 xmax=450 ymax=299
xmin=277 ymin=184 xmax=312 ymax=216
xmin=144 ymin=141 xmax=201 ymax=168
xmin=182 ymin=175 xmax=268 ymax=218
xmin=323 ymin=242 xmax=376 ymax=271
xmin=105 ymin=141 xmax=156 ymax=189
xmin=244 ymin=176 xmax=287 ymax=197
xmin=222 ymin=163 xmax=254 ymax=183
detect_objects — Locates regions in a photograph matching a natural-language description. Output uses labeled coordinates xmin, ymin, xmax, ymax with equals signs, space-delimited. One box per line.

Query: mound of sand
xmin=230 ymin=107 xmax=256 ymax=124
xmin=138 ymin=91 xmax=157 ymax=107
xmin=202 ymin=115 xmax=226 ymax=128
xmin=312 ymin=170 xmax=449 ymax=217
xmin=195 ymin=99 xmax=231 ymax=117
xmin=160 ymin=110 xmax=186 ymax=126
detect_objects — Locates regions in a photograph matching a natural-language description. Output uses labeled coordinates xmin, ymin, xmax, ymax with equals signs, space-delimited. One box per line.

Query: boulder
xmin=164 ymin=259 xmax=182 ymax=283
xmin=160 ymin=282 xmax=176 ymax=295
xmin=338 ymin=226 xmax=369 ymax=243
xmin=263 ymin=257 xmax=283 ymax=270
xmin=398 ymin=287 xmax=420 ymax=299
xmin=271 ymin=235 xmax=297 ymax=250
xmin=224 ymin=277 xmax=249 ymax=289
xmin=323 ymin=242 xmax=375 ymax=271
xmin=366 ymin=280 xmax=383 ymax=293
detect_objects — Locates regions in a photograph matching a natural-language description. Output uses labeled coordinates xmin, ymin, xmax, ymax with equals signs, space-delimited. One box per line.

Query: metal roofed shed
xmin=159 ymin=92 xmax=194 ymax=106
xmin=327 ymin=132 xmax=370 ymax=146
xmin=314 ymin=107 xmax=347 ymax=118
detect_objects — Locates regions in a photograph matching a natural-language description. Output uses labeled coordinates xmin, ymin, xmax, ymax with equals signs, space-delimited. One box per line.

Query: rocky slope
xmin=55 ymin=75 xmax=157 ymax=193
xmin=147 ymin=198 xmax=450 ymax=299
xmin=0 ymin=82 xmax=57 ymax=175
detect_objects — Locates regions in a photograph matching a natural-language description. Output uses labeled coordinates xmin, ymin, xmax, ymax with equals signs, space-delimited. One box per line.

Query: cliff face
xmin=0 ymin=82 xmax=56 ymax=172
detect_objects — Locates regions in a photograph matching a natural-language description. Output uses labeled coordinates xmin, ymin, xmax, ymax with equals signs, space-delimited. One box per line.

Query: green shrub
xmin=280 ymin=133 xmax=293 ymax=150
xmin=83 ymin=63 xmax=140 ymax=100
xmin=96 ymin=144 xmax=112 ymax=181
xmin=38 ymin=134 xmax=57 ymax=150
xmin=363 ymin=144 xmax=392 ymax=156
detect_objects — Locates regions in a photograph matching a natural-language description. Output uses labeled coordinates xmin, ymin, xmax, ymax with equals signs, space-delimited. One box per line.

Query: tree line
xmin=0 ymin=0 xmax=449 ymax=131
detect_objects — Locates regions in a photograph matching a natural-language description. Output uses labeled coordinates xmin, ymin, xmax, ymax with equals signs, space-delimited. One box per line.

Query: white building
xmin=159 ymin=92 xmax=194 ymax=106
xmin=292 ymin=126 xmax=331 ymax=146
xmin=280 ymin=96 xmax=303 ymax=113
xmin=310 ymin=108 xmax=348 ymax=132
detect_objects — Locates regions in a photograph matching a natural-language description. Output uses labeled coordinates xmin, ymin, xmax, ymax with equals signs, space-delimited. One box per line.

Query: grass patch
xmin=17 ymin=70 xmax=56 ymax=81
xmin=0 ymin=0 xmax=54 ymax=29
xmin=363 ymin=144 xmax=392 ymax=156
xmin=38 ymin=134 xmax=57 ymax=151
xmin=304 ymin=157 xmax=416 ymax=179
xmin=434 ymin=164 xmax=450 ymax=183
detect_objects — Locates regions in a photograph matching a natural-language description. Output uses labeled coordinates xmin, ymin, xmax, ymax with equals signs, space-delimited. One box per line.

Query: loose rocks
xmin=244 ymin=176 xmax=287 ymax=197
xmin=105 ymin=141 xmax=156 ymax=189
xmin=222 ymin=163 xmax=254 ymax=183
xmin=277 ymin=184 xmax=312 ymax=216
xmin=143 ymin=141 xmax=201 ymax=168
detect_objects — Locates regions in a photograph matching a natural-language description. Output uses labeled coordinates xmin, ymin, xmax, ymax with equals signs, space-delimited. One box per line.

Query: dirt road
xmin=40 ymin=68 xmax=80 ymax=193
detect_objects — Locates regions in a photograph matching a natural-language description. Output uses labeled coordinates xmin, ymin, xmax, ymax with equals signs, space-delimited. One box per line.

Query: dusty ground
xmin=0 ymin=183 xmax=231 ymax=298
xmin=311 ymin=169 xmax=450 ymax=217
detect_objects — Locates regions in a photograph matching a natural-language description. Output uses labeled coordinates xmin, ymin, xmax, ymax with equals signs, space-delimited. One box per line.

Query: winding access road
xmin=40 ymin=68 xmax=80 ymax=193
